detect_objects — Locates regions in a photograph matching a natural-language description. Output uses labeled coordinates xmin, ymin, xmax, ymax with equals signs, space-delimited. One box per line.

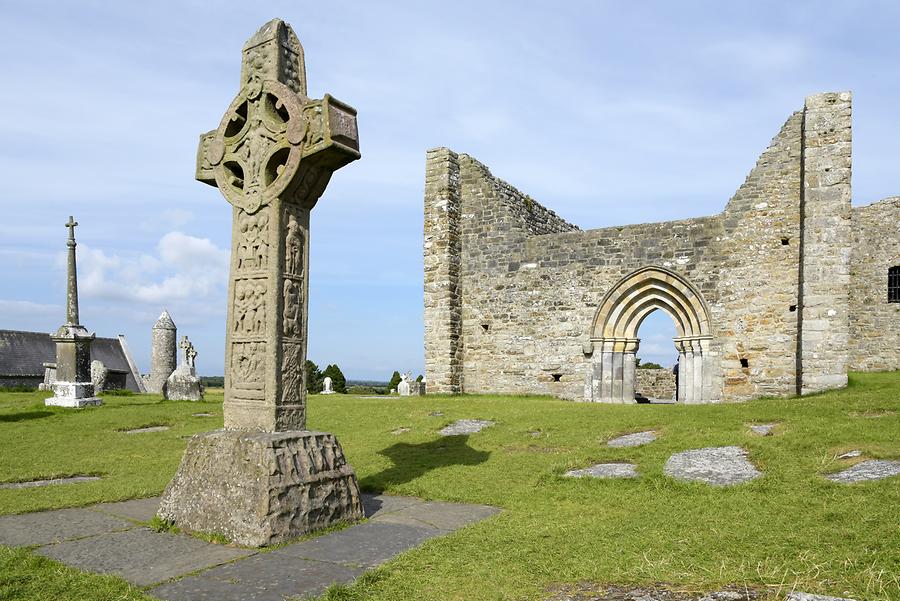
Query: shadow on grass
xmin=359 ymin=435 xmax=490 ymax=491
xmin=0 ymin=410 xmax=53 ymax=423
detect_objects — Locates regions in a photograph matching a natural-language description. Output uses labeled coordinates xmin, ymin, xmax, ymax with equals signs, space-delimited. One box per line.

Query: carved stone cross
xmin=195 ymin=19 xmax=359 ymax=432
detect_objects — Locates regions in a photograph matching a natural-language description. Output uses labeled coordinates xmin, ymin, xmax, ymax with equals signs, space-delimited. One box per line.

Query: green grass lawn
xmin=2 ymin=372 xmax=899 ymax=600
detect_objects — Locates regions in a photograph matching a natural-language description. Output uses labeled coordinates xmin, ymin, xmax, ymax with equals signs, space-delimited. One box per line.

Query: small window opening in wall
xmin=740 ymin=358 xmax=750 ymax=369
xmin=551 ymin=373 xmax=562 ymax=382
xmin=781 ymin=237 xmax=790 ymax=246
xmin=889 ymin=266 xmax=900 ymax=303
xmin=789 ymin=305 xmax=797 ymax=312
xmin=481 ymin=323 xmax=490 ymax=332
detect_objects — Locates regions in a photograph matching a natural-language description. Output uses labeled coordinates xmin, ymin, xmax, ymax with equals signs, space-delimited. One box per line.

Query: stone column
xmin=600 ymin=339 xmax=615 ymax=402
xmin=680 ymin=339 xmax=696 ymax=403
xmin=622 ymin=339 xmax=638 ymax=404
xmin=45 ymin=217 xmax=101 ymax=408
xmin=611 ymin=339 xmax=625 ymax=402
xmin=677 ymin=345 xmax=687 ymax=403
xmin=159 ymin=19 xmax=364 ymax=547
xmin=690 ymin=337 xmax=703 ymax=404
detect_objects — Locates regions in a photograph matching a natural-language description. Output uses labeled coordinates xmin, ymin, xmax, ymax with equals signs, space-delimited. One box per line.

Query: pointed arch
xmin=590 ymin=266 xmax=710 ymax=340
xmin=586 ymin=266 xmax=717 ymax=404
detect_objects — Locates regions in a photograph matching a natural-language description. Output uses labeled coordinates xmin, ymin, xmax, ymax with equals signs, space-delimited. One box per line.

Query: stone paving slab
xmin=607 ymin=431 xmax=656 ymax=448
xmin=564 ymin=463 xmax=639 ymax=479
xmin=0 ymin=507 xmax=133 ymax=546
xmin=278 ymin=520 xmax=441 ymax=567
xmin=748 ymin=423 xmax=776 ymax=436
xmin=787 ymin=593 xmax=858 ymax=601
xmin=439 ymin=419 xmax=495 ymax=436
xmin=361 ymin=493 xmax=422 ymax=518
xmin=37 ymin=527 xmax=254 ymax=586
xmin=93 ymin=496 xmax=162 ymax=522
xmin=370 ymin=499 xmax=501 ymax=531
xmin=664 ymin=446 xmax=761 ymax=486
xmin=0 ymin=475 xmax=101 ymax=490
xmin=149 ymin=550 xmax=362 ymax=601
xmin=1 ymin=492 xmax=498 ymax=600
xmin=826 ymin=459 xmax=900 ymax=483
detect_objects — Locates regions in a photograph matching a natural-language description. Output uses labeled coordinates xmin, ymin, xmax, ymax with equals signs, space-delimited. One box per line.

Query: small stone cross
xmin=65 ymin=216 xmax=78 ymax=242
xmin=180 ymin=336 xmax=192 ymax=365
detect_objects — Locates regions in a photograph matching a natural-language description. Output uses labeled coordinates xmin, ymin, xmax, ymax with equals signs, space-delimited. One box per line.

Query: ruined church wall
xmin=444 ymin=106 xmax=804 ymax=401
xmin=424 ymin=94 xmax=862 ymax=402
xmin=849 ymin=197 xmax=900 ymax=371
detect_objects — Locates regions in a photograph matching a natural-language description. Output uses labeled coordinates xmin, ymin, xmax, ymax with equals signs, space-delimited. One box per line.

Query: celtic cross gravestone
xmin=158 ymin=19 xmax=363 ymax=546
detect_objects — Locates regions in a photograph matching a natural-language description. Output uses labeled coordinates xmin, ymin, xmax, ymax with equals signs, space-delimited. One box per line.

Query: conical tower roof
xmin=153 ymin=309 xmax=176 ymax=330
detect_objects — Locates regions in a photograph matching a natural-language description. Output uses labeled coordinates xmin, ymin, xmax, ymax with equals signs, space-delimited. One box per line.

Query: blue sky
xmin=1 ymin=1 xmax=898 ymax=379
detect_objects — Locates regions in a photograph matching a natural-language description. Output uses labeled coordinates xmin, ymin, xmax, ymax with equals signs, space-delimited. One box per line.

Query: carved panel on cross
xmin=234 ymin=280 xmax=267 ymax=336
xmin=236 ymin=211 xmax=270 ymax=272
xmin=281 ymin=341 xmax=302 ymax=409
xmin=230 ymin=341 xmax=266 ymax=401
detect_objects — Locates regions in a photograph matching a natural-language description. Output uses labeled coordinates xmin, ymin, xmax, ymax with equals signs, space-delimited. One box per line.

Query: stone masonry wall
xmin=799 ymin=92 xmax=853 ymax=394
xmin=635 ymin=368 xmax=676 ymax=400
xmin=423 ymin=148 xmax=463 ymax=393
xmin=849 ymin=197 xmax=900 ymax=371
xmin=424 ymin=92 xmax=883 ymax=402
xmin=448 ymin=108 xmax=804 ymax=402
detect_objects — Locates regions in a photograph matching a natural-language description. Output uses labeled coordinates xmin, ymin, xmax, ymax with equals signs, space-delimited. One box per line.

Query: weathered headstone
xmin=321 ymin=376 xmax=334 ymax=394
xmin=158 ymin=19 xmax=363 ymax=546
xmin=45 ymin=217 xmax=101 ymax=408
xmin=397 ymin=372 xmax=412 ymax=396
xmin=90 ymin=360 xmax=108 ymax=393
xmin=164 ymin=336 xmax=203 ymax=401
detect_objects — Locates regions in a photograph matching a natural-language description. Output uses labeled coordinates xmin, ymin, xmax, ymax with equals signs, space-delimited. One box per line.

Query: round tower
xmin=148 ymin=309 xmax=177 ymax=394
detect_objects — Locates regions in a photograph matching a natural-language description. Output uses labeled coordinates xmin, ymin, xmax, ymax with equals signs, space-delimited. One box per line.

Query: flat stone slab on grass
xmin=565 ymin=463 xmax=639 ymax=479
xmin=1 ymin=492 xmax=498 ymax=601
xmin=664 ymin=446 xmax=761 ymax=486
xmin=150 ymin=548 xmax=362 ymax=601
xmin=787 ymin=593 xmax=859 ymax=601
xmin=123 ymin=425 xmax=170 ymax=434
xmin=439 ymin=419 xmax=495 ymax=436
xmin=748 ymin=423 xmax=776 ymax=436
xmin=607 ymin=431 xmax=656 ymax=447
xmin=544 ymin=583 xmax=760 ymax=600
xmin=826 ymin=459 xmax=900 ymax=483
xmin=0 ymin=475 xmax=100 ymax=490
xmin=0 ymin=508 xmax=133 ymax=547
xmin=38 ymin=527 xmax=254 ymax=587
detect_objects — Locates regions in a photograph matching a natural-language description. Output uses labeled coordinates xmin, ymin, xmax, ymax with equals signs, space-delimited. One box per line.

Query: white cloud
xmin=78 ymin=231 xmax=228 ymax=305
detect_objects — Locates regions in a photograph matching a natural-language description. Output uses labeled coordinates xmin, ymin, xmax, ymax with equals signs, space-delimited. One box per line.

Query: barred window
xmin=890 ymin=266 xmax=900 ymax=303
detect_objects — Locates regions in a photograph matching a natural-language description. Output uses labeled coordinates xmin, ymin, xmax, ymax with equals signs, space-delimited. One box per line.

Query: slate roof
xmin=0 ymin=330 xmax=142 ymax=391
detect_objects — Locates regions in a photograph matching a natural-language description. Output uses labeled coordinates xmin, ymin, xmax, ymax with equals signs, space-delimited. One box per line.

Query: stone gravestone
xmin=158 ymin=19 xmax=363 ymax=546
xmin=397 ymin=371 xmax=412 ymax=396
xmin=321 ymin=376 xmax=334 ymax=394
xmin=164 ymin=336 xmax=203 ymax=401
xmin=90 ymin=360 xmax=108 ymax=393
xmin=45 ymin=217 xmax=102 ymax=408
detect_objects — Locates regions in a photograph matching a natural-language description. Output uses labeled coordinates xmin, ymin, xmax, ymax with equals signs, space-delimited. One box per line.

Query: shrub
xmin=322 ymin=364 xmax=347 ymax=394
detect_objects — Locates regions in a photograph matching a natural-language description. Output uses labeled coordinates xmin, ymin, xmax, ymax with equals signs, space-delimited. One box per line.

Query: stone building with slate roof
xmin=424 ymin=92 xmax=900 ymax=403
xmin=0 ymin=330 xmax=143 ymax=391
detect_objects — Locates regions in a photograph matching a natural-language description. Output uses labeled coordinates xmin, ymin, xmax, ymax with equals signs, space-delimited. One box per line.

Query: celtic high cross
xmin=196 ymin=19 xmax=359 ymax=431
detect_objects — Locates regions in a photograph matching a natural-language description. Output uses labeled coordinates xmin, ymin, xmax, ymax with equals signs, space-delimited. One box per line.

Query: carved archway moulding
xmin=586 ymin=266 xmax=718 ymax=404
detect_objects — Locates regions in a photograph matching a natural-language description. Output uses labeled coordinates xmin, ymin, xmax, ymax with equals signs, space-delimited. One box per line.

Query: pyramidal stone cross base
xmin=158 ymin=430 xmax=364 ymax=547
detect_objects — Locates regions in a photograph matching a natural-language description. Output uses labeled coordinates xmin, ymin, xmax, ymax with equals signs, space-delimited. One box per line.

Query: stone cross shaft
xmin=196 ymin=19 xmax=359 ymax=432
xmin=65 ymin=216 xmax=80 ymax=325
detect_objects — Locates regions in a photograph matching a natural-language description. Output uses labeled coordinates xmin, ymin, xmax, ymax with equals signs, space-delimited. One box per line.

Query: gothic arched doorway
xmin=586 ymin=266 xmax=717 ymax=403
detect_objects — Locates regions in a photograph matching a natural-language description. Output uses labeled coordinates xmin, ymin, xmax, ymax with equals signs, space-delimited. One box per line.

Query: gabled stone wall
xmin=424 ymin=91 xmax=890 ymax=403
